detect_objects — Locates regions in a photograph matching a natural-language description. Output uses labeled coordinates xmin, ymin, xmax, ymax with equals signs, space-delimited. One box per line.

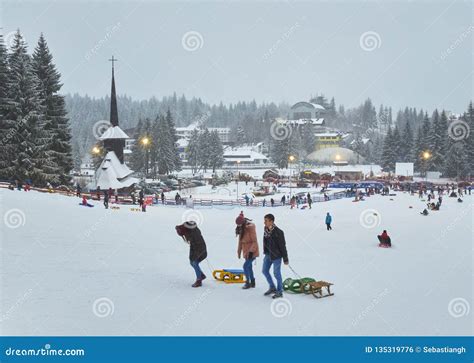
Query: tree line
xmin=0 ymin=30 xmax=73 ymax=186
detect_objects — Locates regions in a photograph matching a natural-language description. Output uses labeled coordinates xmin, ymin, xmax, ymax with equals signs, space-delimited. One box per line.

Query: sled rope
xmin=288 ymin=264 xmax=303 ymax=279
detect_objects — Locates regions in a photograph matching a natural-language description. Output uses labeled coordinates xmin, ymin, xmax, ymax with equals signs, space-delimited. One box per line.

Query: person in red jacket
xmin=377 ymin=230 xmax=391 ymax=247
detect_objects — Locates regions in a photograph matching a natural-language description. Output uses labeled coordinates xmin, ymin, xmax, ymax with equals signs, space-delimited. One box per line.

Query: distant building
xmin=80 ymin=157 xmax=95 ymax=177
xmin=315 ymin=132 xmax=343 ymax=150
xmin=223 ymin=146 xmax=270 ymax=167
xmin=176 ymin=122 xmax=231 ymax=144
xmin=289 ymin=101 xmax=325 ymax=121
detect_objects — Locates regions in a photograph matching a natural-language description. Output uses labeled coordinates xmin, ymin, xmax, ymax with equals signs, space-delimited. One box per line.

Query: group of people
xmin=175 ymin=212 xmax=289 ymax=299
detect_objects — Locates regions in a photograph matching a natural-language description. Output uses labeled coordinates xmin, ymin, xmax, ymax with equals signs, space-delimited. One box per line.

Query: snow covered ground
xmin=1 ymin=188 xmax=472 ymax=336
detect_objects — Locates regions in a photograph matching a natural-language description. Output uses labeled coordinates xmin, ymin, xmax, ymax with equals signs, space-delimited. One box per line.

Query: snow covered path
xmin=1 ymin=189 xmax=472 ymax=336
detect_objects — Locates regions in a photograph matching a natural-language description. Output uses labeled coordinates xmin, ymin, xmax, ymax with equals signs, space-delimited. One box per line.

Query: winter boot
xmin=201 ymin=273 xmax=207 ymax=281
xmin=264 ymin=287 xmax=277 ymax=296
xmin=272 ymin=291 xmax=283 ymax=299
xmin=250 ymin=279 xmax=256 ymax=288
xmin=242 ymin=282 xmax=251 ymax=290
xmin=192 ymin=279 xmax=202 ymax=288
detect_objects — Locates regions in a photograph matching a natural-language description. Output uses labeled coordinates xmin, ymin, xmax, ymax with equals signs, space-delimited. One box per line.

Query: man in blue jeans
xmin=262 ymin=214 xmax=289 ymax=299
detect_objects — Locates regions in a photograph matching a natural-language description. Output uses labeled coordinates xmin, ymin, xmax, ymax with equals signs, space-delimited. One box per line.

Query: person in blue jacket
xmin=325 ymin=212 xmax=332 ymax=230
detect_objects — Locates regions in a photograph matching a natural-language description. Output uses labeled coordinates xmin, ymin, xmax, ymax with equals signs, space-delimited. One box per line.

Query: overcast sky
xmin=2 ymin=0 xmax=472 ymax=112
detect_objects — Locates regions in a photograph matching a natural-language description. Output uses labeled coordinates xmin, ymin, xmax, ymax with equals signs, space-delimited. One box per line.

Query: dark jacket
xmin=186 ymin=227 xmax=208 ymax=263
xmin=263 ymin=225 xmax=288 ymax=263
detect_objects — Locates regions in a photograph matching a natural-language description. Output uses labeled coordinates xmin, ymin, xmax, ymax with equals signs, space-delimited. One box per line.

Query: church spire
xmin=109 ymin=56 xmax=119 ymax=127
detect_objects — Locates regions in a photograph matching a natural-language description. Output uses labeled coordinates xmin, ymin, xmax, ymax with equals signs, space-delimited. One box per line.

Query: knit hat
xmin=235 ymin=211 xmax=245 ymax=226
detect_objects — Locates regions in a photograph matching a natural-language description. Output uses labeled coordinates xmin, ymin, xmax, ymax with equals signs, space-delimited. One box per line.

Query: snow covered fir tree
xmin=0 ymin=31 xmax=73 ymax=186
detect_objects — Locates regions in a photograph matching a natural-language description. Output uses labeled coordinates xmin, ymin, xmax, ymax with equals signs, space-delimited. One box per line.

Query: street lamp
xmin=236 ymin=160 xmax=241 ymax=202
xmin=289 ymin=155 xmax=295 ymax=198
xmin=92 ymin=146 xmax=101 ymax=155
xmin=141 ymin=136 xmax=150 ymax=178
xmin=422 ymin=150 xmax=431 ymax=181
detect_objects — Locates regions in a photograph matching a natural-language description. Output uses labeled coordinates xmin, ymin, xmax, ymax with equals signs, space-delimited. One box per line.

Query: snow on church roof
xmin=99 ymin=126 xmax=130 ymax=140
xmin=95 ymin=151 xmax=138 ymax=189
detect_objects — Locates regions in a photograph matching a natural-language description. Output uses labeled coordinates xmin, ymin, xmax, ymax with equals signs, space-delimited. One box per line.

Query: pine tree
xmin=401 ymin=120 xmax=414 ymax=162
xmin=153 ymin=114 xmax=175 ymax=175
xmin=428 ymin=109 xmax=447 ymax=171
xmin=0 ymin=33 xmax=12 ymax=179
xmin=187 ymin=128 xmax=200 ymax=173
xmin=130 ymin=118 xmax=146 ymax=174
xmin=198 ymin=128 xmax=212 ymax=172
xmin=31 ymin=33 xmax=73 ymax=184
xmin=392 ymin=126 xmax=403 ymax=163
xmin=271 ymin=137 xmax=290 ymax=169
xmin=381 ymin=127 xmax=396 ymax=171
xmin=208 ymin=130 xmax=224 ymax=172
xmin=4 ymin=31 xmax=44 ymax=184
xmin=165 ymin=109 xmax=182 ymax=172
xmin=301 ymin=121 xmax=316 ymax=156
xmin=465 ymin=101 xmax=474 ymax=176
xmin=443 ymin=135 xmax=468 ymax=179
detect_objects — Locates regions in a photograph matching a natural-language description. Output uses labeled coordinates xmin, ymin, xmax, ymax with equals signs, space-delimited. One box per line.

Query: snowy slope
xmin=0 ymin=188 xmax=472 ymax=336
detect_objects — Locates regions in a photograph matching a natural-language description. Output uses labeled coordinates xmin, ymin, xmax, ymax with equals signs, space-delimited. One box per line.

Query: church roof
xmin=95 ymin=151 xmax=138 ymax=189
xmin=99 ymin=125 xmax=130 ymax=140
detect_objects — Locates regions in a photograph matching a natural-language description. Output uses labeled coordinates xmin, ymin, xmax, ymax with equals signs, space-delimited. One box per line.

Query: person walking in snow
xmin=175 ymin=221 xmax=208 ymax=287
xmin=76 ymin=184 xmax=82 ymax=197
xmin=236 ymin=212 xmax=259 ymax=289
xmin=325 ymin=212 xmax=332 ymax=230
xmin=103 ymin=190 xmax=109 ymax=209
xmin=307 ymin=192 xmax=312 ymax=209
xmin=262 ymin=214 xmax=289 ymax=299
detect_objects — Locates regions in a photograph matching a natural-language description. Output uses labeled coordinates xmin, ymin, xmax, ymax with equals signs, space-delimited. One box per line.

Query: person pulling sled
xmin=176 ymin=221 xmax=208 ymax=287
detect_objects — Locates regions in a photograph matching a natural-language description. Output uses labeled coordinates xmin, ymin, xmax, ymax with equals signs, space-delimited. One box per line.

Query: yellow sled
xmin=212 ymin=269 xmax=245 ymax=283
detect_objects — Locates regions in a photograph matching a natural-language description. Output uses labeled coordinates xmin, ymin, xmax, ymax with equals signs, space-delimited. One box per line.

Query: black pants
xmin=326 ymin=223 xmax=332 ymax=230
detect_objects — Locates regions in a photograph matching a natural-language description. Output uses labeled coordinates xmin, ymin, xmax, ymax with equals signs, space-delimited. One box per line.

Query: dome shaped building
xmin=306 ymin=147 xmax=364 ymax=165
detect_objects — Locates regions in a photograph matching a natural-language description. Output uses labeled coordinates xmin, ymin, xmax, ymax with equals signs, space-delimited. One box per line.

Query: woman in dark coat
xmin=176 ymin=221 xmax=208 ymax=287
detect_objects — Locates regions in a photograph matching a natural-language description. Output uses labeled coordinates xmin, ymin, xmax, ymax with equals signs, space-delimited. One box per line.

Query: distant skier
xmin=270 ymin=198 xmax=275 ymax=207
xmin=175 ymin=221 xmax=208 ymax=288
xmin=262 ymin=214 xmax=289 ymax=299
xmin=281 ymin=195 xmax=286 ymax=206
xmin=161 ymin=191 xmax=165 ymax=204
xmin=325 ymin=212 xmax=332 ymax=230
xmin=236 ymin=212 xmax=259 ymax=289
xmin=307 ymin=193 xmax=312 ymax=209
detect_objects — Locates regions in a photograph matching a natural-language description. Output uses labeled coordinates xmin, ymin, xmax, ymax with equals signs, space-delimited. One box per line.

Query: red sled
xmin=378 ymin=243 xmax=391 ymax=248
